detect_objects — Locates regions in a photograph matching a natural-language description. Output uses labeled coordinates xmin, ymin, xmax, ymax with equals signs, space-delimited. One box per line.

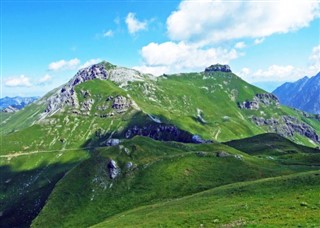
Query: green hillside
xmin=31 ymin=136 xmax=320 ymax=227
xmin=1 ymin=62 xmax=320 ymax=227
xmin=93 ymin=170 xmax=320 ymax=227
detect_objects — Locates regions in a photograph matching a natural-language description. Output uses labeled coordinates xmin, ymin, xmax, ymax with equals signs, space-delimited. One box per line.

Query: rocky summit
xmin=205 ymin=64 xmax=232 ymax=73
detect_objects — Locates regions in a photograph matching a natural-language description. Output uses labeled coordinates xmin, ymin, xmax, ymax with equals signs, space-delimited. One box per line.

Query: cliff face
xmin=273 ymin=72 xmax=320 ymax=114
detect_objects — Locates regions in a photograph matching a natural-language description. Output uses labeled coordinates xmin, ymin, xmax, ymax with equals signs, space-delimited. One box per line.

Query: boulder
xmin=216 ymin=151 xmax=231 ymax=157
xmin=108 ymin=160 xmax=120 ymax=179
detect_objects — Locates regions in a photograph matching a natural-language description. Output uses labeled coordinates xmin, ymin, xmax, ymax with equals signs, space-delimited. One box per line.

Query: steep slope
xmin=273 ymin=72 xmax=320 ymax=114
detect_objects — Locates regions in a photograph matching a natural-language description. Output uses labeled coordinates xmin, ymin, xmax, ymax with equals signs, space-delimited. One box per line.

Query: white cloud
xmin=235 ymin=42 xmax=246 ymax=49
xmin=79 ymin=58 xmax=102 ymax=69
xmin=136 ymin=41 xmax=238 ymax=75
xmin=125 ymin=12 xmax=147 ymax=34
xmin=254 ymin=38 xmax=265 ymax=45
xmin=253 ymin=65 xmax=296 ymax=81
xmin=167 ymin=1 xmax=320 ymax=44
xmin=237 ymin=44 xmax=320 ymax=83
xmin=132 ymin=65 xmax=169 ymax=76
xmin=4 ymin=75 xmax=32 ymax=87
xmin=48 ymin=58 xmax=80 ymax=71
xmin=309 ymin=45 xmax=320 ymax=73
xmin=238 ymin=67 xmax=251 ymax=78
xmin=39 ymin=74 xmax=52 ymax=83
xmin=103 ymin=30 xmax=114 ymax=37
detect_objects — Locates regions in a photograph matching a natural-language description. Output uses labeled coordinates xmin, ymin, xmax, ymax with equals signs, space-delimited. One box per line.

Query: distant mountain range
xmin=273 ymin=72 xmax=320 ymax=114
xmin=0 ymin=96 xmax=39 ymax=111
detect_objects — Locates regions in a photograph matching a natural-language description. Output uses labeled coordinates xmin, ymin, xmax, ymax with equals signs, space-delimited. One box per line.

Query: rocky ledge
xmin=251 ymin=115 xmax=319 ymax=143
xmin=205 ymin=64 xmax=232 ymax=73
xmin=238 ymin=93 xmax=280 ymax=110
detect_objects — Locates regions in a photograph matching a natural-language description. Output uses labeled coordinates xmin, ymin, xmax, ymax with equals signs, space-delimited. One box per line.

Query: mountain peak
xmin=205 ymin=64 xmax=232 ymax=73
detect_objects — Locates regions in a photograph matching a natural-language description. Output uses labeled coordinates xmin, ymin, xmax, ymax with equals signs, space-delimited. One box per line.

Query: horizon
xmin=1 ymin=0 xmax=320 ymax=97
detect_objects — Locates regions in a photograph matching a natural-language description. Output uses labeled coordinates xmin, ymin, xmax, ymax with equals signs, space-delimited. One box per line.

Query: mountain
xmin=1 ymin=61 xmax=320 ymax=227
xmin=0 ymin=96 xmax=39 ymax=110
xmin=273 ymin=72 xmax=320 ymax=114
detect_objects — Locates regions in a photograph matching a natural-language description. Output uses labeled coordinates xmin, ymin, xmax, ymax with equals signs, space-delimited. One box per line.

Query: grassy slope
xmin=93 ymin=170 xmax=320 ymax=227
xmin=225 ymin=133 xmax=320 ymax=165
xmin=0 ymin=67 xmax=319 ymax=227
xmin=0 ymin=149 xmax=89 ymax=227
xmin=2 ymin=70 xmax=320 ymax=156
xmin=32 ymin=137 xmax=320 ymax=227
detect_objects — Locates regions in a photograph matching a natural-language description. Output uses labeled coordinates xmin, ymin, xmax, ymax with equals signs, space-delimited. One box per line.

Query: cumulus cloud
xmin=125 ymin=12 xmax=147 ymax=34
xmin=39 ymin=74 xmax=52 ymax=83
xmin=48 ymin=58 xmax=80 ymax=71
xmin=103 ymin=30 xmax=114 ymax=37
xmin=167 ymin=1 xmax=320 ymax=44
xmin=238 ymin=45 xmax=320 ymax=83
xmin=135 ymin=41 xmax=238 ymax=75
xmin=79 ymin=58 xmax=102 ymax=69
xmin=235 ymin=42 xmax=246 ymax=49
xmin=309 ymin=45 xmax=320 ymax=72
xmin=132 ymin=65 xmax=169 ymax=76
xmin=4 ymin=75 xmax=32 ymax=87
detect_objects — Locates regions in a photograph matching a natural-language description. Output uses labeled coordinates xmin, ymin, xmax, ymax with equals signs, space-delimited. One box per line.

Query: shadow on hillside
xmin=0 ymin=161 xmax=80 ymax=228
xmin=80 ymin=111 xmax=206 ymax=149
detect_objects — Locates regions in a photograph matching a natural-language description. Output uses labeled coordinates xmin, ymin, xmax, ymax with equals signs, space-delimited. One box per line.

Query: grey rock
xmin=80 ymin=98 xmax=94 ymax=112
xmin=238 ymin=93 xmax=279 ymax=110
xmin=112 ymin=95 xmax=131 ymax=113
xmin=43 ymin=62 xmax=145 ymax=117
xmin=205 ymin=64 xmax=232 ymax=73
xmin=251 ymin=115 xmax=319 ymax=143
xmin=216 ymin=151 xmax=231 ymax=157
xmin=106 ymin=138 xmax=120 ymax=146
xmin=234 ymin=154 xmax=243 ymax=160
xmin=108 ymin=160 xmax=120 ymax=179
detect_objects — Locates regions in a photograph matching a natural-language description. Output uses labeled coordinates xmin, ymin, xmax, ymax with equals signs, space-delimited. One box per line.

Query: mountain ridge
xmin=273 ymin=72 xmax=320 ymax=114
xmin=1 ymin=61 xmax=320 ymax=227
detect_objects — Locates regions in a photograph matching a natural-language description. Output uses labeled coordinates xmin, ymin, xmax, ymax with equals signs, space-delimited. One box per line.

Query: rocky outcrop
xmin=125 ymin=123 xmax=211 ymax=144
xmin=44 ymin=64 xmax=108 ymax=115
xmin=251 ymin=115 xmax=319 ymax=143
xmin=43 ymin=62 xmax=147 ymax=117
xmin=2 ymin=106 xmax=19 ymax=113
xmin=107 ymin=160 xmax=120 ymax=179
xmin=238 ymin=93 xmax=280 ymax=110
xmin=112 ymin=96 xmax=131 ymax=113
xmin=205 ymin=64 xmax=232 ymax=73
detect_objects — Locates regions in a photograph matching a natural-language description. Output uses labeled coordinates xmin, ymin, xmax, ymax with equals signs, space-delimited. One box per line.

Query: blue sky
xmin=1 ymin=0 xmax=320 ymax=97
